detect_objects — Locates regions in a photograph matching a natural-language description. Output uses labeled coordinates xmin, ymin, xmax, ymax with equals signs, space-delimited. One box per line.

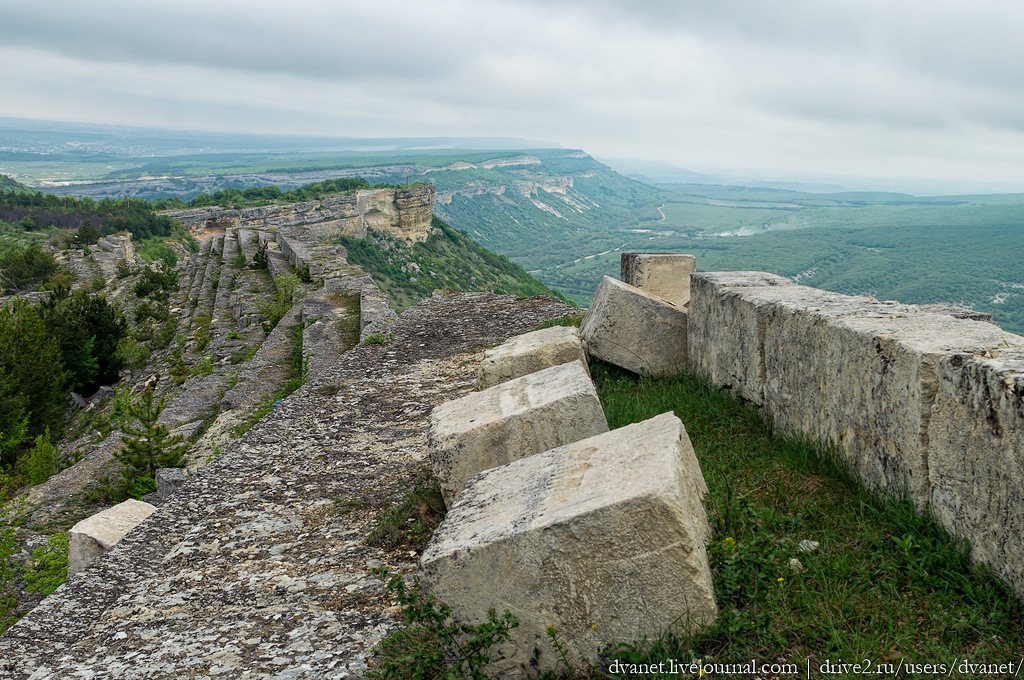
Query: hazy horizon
xmin=3 ymin=1 xmax=1024 ymax=191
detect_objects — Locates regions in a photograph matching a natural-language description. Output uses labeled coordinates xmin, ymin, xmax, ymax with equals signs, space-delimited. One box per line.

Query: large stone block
xmin=928 ymin=349 xmax=1024 ymax=598
xmin=764 ymin=303 xmax=1020 ymax=504
xmin=68 ymin=499 xmax=157 ymax=578
xmin=687 ymin=272 xmax=797 ymax=400
xmin=420 ymin=412 xmax=716 ymax=675
xmin=429 ymin=360 xmax=608 ymax=505
xmin=580 ymin=275 xmax=688 ymax=377
xmin=476 ymin=325 xmax=587 ymax=390
xmin=620 ymin=252 xmax=697 ymax=306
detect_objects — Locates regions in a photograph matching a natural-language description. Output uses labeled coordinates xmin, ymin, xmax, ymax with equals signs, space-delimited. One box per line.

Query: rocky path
xmin=0 ymin=293 xmax=575 ymax=679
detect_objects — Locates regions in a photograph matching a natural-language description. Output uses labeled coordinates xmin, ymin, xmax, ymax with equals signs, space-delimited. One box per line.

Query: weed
xmin=226 ymin=329 xmax=243 ymax=340
xmin=363 ymin=331 xmax=393 ymax=345
xmin=368 ymin=568 xmax=518 ymax=680
xmin=367 ymin=471 xmax=446 ymax=551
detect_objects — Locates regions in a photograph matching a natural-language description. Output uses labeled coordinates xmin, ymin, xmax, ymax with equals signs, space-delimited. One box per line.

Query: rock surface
xmin=580 ymin=275 xmax=688 ymax=377
xmin=620 ymin=252 xmax=696 ymax=306
xmin=420 ymin=412 xmax=716 ymax=675
xmin=0 ymin=292 xmax=575 ymax=679
xmin=476 ymin=325 xmax=587 ymax=389
xmin=928 ymin=348 xmax=1024 ymax=598
xmin=164 ymin=186 xmax=436 ymax=244
xmin=67 ymin=499 xmax=157 ymax=578
xmin=430 ymin=360 xmax=608 ymax=505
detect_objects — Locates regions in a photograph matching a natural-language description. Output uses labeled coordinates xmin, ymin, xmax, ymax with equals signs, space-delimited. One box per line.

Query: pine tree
xmin=117 ymin=384 xmax=187 ymax=478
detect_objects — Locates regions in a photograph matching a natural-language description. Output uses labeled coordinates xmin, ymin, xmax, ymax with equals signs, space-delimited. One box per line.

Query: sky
xmin=3 ymin=0 xmax=1024 ymax=189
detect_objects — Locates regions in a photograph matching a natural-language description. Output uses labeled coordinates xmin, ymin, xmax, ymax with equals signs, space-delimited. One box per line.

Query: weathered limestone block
xmin=476 ymin=325 xmax=587 ymax=389
xmin=155 ymin=467 xmax=188 ymax=501
xmin=68 ymin=499 xmax=156 ymax=578
xmin=928 ymin=349 xmax=1024 ymax=598
xmin=687 ymin=271 xmax=796 ymax=400
xmin=420 ymin=412 xmax=716 ymax=675
xmin=620 ymin=252 xmax=697 ymax=306
xmin=429 ymin=360 xmax=608 ymax=505
xmin=764 ymin=302 xmax=1020 ymax=504
xmin=580 ymin=276 xmax=688 ymax=377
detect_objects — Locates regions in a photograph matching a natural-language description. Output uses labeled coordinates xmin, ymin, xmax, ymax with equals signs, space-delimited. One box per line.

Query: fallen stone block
xmin=580 ymin=275 xmax=688 ymax=377
xmin=420 ymin=412 xmax=716 ymax=675
xmin=156 ymin=467 xmax=188 ymax=502
xmin=620 ymin=252 xmax=697 ymax=306
xmin=429 ymin=360 xmax=608 ymax=505
xmin=68 ymin=499 xmax=157 ymax=578
xmin=476 ymin=325 xmax=588 ymax=390
xmin=928 ymin=349 xmax=1024 ymax=599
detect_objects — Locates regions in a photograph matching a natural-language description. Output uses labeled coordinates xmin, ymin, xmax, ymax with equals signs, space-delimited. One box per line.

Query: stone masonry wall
xmin=688 ymin=271 xmax=1024 ymax=598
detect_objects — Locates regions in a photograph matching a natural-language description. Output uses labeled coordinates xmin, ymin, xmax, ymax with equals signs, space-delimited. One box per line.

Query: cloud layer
xmin=3 ymin=0 xmax=1024 ymax=185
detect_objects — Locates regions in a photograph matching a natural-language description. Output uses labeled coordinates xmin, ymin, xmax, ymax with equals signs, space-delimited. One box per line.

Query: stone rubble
xmin=0 ymin=292 xmax=575 ymax=679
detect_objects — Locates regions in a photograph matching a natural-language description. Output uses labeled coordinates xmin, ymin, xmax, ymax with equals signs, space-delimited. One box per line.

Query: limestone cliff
xmin=165 ymin=185 xmax=435 ymax=243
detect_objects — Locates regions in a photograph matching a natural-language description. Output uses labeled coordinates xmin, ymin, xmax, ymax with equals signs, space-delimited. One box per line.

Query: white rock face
xmin=420 ymin=412 xmax=716 ymax=675
xmin=620 ymin=252 xmax=697 ymax=306
xmin=429 ymin=360 xmax=608 ymax=505
xmin=580 ymin=275 xmax=688 ymax=377
xmin=476 ymin=325 xmax=588 ymax=390
xmin=928 ymin=349 xmax=1024 ymax=598
xmin=68 ymin=499 xmax=157 ymax=578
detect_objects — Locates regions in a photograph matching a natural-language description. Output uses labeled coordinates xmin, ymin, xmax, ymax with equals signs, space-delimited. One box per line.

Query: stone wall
xmin=164 ymin=185 xmax=436 ymax=244
xmin=687 ymin=271 xmax=1024 ymax=597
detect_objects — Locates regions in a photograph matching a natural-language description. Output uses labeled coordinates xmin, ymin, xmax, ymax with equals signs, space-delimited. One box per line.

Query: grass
xmin=587 ymin=360 xmax=1024 ymax=675
xmin=367 ymin=470 xmax=446 ymax=551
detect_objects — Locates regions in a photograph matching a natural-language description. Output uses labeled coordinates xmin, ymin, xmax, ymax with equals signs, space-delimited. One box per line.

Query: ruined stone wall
xmin=164 ymin=185 xmax=435 ymax=243
xmin=688 ymin=271 xmax=1024 ymax=598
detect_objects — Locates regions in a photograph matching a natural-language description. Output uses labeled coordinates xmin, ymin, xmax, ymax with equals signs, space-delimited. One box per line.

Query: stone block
xmin=68 ymin=499 xmax=157 ymax=578
xmin=429 ymin=360 xmax=608 ymax=505
xmin=580 ymin=275 xmax=688 ymax=377
xmin=687 ymin=271 xmax=796 ymax=399
xmin=156 ymin=467 xmax=188 ymax=501
xmin=620 ymin=252 xmax=697 ymax=306
xmin=476 ymin=326 xmax=588 ymax=390
xmin=928 ymin=349 xmax=1024 ymax=598
xmin=420 ymin=412 xmax=716 ymax=675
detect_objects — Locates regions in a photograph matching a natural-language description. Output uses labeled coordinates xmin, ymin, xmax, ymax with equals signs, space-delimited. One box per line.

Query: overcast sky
xmin=3 ymin=0 xmax=1024 ymax=187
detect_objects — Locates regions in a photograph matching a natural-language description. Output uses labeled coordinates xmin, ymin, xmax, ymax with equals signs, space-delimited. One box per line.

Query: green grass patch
xmin=533 ymin=313 xmax=585 ymax=330
xmin=588 ymin=360 xmax=1024 ymax=674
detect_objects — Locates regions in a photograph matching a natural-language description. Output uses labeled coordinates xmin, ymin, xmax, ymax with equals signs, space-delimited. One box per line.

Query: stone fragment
xmin=620 ymin=252 xmax=697 ymax=306
xmin=580 ymin=275 xmax=688 ymax=377
xmin=797 ymin=539 xmax=819 ymax=553
xmin=420 ymin=412 xmax=716 ymax=675
xmin=429 ymin=360 xmax=608 ymax=505
xmin=928 ymin=349 xmax=1024 ymax=598
xmin=476 ymin=325 xmax=587 ymax=389
xmin=68 ymin=499 xmax=157 ymax=578
xmin=156 ymin=467 xmax=188 ymax=501
xmin=788 ymin=558 xmax=806 ymax=574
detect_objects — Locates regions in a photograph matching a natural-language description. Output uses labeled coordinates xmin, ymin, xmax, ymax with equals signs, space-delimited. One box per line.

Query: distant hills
xmin=3 ymin=117 xmax=1023 ymax=334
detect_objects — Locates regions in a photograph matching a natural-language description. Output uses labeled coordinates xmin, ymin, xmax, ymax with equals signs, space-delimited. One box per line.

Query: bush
xmin=22 ymin=531 xmax=68 ymax=597
xmin=22 ymin=429 xmax=56 ymax=486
